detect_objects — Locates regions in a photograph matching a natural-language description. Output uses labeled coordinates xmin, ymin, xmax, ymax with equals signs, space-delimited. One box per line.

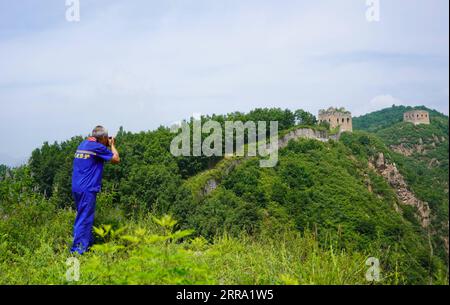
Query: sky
xmin=0 ymin=0 xmax=448 ymax=166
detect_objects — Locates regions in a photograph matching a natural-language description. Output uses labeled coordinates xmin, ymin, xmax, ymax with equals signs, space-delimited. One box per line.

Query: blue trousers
xmin=71 ymin=191 xmax=97 ymax=254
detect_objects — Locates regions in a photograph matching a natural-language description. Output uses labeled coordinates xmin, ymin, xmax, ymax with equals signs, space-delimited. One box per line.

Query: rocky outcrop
xmin=443 ymin=222 xmax=449 ymax=255
xmin=390 ymin=134 xmax=448 ymax=157
xmin=370 ymin=152 xmax=431 ymax=228
xmin=203 ymin=179 xmax=218 ymax=196
xmin=428 ymin=158 xmax=440 ymax=168
xmin=197 ymin=158 xmax=243 ymax=198
xmin=390 ymin=143 xmax=426 ymax=156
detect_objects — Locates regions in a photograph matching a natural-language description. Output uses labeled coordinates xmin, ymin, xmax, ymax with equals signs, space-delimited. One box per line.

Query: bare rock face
xmin=432 ymin=134 xmax=440 ymax=143
xmin=390 ymin=144 xmax=413 ymax=156
xmin=443 ymin=222 xmax=449 ymax=255
xmin=203 ymin=179 xmax=218 ymax=195
xmin=444 ymin=237 xmax=449 ymax=256
xmin=428 ymin=158 xmax=440 ymax=168
xmin=371 ymin=152 xmax=431 ymax=228
xmin=201 ymin=159 xmax=243 ymax=196
xmin=390 ymin=143 xmax=427 ymax=156
xmin=375 ymin=152 xmax=386 ymax=169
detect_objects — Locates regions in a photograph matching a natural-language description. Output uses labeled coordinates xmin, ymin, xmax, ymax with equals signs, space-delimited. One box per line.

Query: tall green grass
xmin=0 ymin=199 xmax=403 ymax=285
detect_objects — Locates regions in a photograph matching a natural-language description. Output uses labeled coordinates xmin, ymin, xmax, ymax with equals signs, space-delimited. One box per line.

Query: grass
xmin=0 ymin=200 xmax=385 ymax=285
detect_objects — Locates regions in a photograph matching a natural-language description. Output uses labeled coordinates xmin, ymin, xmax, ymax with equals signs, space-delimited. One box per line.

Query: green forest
xmin=0 ymin=106 xmax=448 ymax=285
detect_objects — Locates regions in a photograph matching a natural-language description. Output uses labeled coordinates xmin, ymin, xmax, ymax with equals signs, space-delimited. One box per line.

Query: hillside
xmin=354 ymin=105 xmax=449 ymax=265
xmin=0 ymin=107 xmax=448 ymax=284
xmin=353 ymin=105 xmax=445 ymax=132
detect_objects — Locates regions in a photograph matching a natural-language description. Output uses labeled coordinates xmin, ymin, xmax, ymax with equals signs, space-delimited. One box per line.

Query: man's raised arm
xmin=109 ymin=137 xmax=120 ymax=164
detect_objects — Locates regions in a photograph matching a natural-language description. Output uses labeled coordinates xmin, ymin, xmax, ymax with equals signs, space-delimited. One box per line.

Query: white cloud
xmin=0 ymin=0 xmax=448 ymax=159
xmin=366 ymin=94 xmax=405 ymax=113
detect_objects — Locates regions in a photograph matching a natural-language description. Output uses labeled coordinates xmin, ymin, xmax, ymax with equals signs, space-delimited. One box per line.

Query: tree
xmin=294 ymin=109 xmax=317 ymax=126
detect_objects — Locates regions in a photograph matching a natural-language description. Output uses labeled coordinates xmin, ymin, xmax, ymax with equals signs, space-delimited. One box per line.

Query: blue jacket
xmin=72 ymin=137 xmax=113 ymax=193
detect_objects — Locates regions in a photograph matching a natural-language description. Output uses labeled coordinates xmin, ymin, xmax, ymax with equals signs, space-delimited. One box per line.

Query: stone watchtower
xmin=403 ymin=110 xmax=430 ymax=125
xmin=318 ymin=107 xmax=353 ymax=132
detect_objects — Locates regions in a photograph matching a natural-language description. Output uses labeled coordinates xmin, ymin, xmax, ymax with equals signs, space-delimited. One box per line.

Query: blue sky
xmin=0 ymin=0 xmax=448 ymax=165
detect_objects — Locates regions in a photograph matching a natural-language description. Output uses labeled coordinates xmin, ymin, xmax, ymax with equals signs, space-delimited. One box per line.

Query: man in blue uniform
xmin=71 ymin=125 xmax=120 ymax=254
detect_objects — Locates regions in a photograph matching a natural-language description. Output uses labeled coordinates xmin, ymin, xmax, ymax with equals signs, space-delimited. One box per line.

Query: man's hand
xmin=109 ymin=137 xmax=120 ymax=164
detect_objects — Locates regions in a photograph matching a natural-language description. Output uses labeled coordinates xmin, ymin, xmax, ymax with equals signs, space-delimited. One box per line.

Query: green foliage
xmin=26 ymin=108 xmax=311 ymax=209
xmin=186 ymin=187 xmax=261 ymax=238
xmin=294 ymin=109 xmax=317 ymax=126
xmin=353 ymin=104 xmax=445 ymax=133
xmin=1 ymin=106 xmax=448 ymax=285
xmin=119 ymin=163 xmax=184 ymax=215
xmin=0 ymin=164 xmax=8 ymax=180
xmin=0 ymin=205 xmax=392 ymax=285
xmin=93 ymin=224 xmax=126 ymax=242
xmin=190 ymin=136 xmax=447 ymax=283
xmin=354 ymin=105 xmax=449 ymax=264
xmin=29 ymin=137 xmax=82 ymax=200
xmin=318 ymin=120 xmax=330 ymax=130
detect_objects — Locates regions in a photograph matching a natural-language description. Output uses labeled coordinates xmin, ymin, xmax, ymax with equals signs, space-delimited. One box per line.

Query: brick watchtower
xmin=403 ymin=110 xmax=430 ymax=125
xmin=318 ymin=107 xmax=352 ymax=132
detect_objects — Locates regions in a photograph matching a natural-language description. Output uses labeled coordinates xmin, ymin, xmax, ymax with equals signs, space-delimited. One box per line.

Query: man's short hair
xmin=92 ymin=125 xmax=108 ymax=140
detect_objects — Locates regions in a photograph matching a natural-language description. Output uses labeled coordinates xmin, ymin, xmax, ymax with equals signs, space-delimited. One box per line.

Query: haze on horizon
xmin=0 ymin=0 xmax=448 ymax=166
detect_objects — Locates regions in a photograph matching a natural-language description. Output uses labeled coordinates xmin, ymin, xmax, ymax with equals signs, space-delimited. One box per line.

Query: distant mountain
xmin=0 ymin=152 xmax=27 ymax=167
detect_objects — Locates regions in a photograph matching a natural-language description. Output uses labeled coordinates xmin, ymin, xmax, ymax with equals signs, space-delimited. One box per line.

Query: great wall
xmin=189 ymin=107 xmax=433 ymax=198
